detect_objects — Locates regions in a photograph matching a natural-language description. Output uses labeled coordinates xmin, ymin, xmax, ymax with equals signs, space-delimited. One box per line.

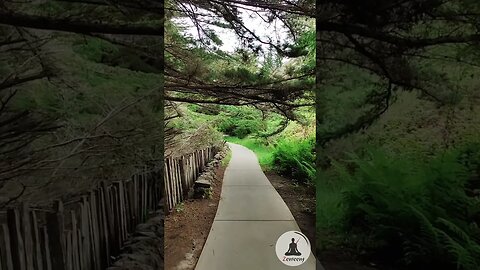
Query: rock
xmin=107 ymin=212 xmax=164 ymax=270
xmin=195 ymin=179 xmax=211 ymax=188
xmin=193 ymin=187 xmax=209 ymax=199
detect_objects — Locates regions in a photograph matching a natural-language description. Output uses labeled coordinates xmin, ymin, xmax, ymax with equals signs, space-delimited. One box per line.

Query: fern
xmin=271 ymin=135 xmax=315 ymax=182
xmin=436 ymin=229 xmax=478 ymax=270
xmin=409 ymin=204 xmax=440 ymax=254
xmin=334 ymin=148 xmax=480 ymax=269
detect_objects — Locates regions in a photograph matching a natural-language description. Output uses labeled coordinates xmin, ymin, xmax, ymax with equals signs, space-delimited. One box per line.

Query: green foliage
xmin=222 ymin=148 xmax=232 ymax=167
xmin=203 ymin=187 xmax=213 ymax=199
xmin=224 ymin=136 xmax=274 ymax=169
xmin=168 ymin=104 xmax=224 ymax=155
xmin=12 ymin=81 xmax=61 ymax=115
xmin=74 ymin=37 xmax=161 ymax=73
xmin=7 ymin=35 xmax=163 ymax=190
xmin=328 ymin=148 xmax=480 ymax=269
xmin=219 ymin=105 xmax=315 ymax=181
xmin=73 ymin=38 xmax=118 ymax=63
xmin=316 ymin=170 xmax=345 ymax=231
xmin=175 ymin=202 xmax=185 ymax=213
xmin=291 ymin=27 xmax=315 ymax=73
xmin=225 ymin=128 xmax=315 ymax=184
xmin=272 ymin=135 xmax=315 ymax=183
xmin=217 ymin=107 xmax=264 ymax=138
xmin=222 ymin=67 xmax=257 ymax=83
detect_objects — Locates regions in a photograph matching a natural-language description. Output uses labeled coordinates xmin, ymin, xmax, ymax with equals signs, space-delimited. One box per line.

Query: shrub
xmin=216 ymin=107 xmax=263 ymax=138
xmin=335 ymin=149 xmax=480 ymax=269
xmin=272 ymin=135 xmax=315 ymax=183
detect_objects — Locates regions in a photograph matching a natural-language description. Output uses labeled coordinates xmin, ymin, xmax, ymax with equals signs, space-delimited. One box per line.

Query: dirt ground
xmin=164 ymin=165 xmax=226 ymax=270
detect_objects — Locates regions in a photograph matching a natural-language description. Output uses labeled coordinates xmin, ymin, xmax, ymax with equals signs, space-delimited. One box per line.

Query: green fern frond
xmin=437 ymin=218 xmax=473 ymax=245
xmin=409 ymin=205 xmax=439 ymax=250
xmin=436 ymin=229 xmax=478 ymax=270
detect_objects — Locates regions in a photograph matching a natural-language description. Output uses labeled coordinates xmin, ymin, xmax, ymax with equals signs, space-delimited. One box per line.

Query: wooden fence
xmin=164 ymin=144 xmax=223 ymax=212
xmin=0 ymin=167 xmax=162 ymax=270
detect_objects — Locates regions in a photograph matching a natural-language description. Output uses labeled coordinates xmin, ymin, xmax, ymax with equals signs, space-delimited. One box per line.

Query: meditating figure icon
xmin=284 ymin=238 xmax=302 ymax=256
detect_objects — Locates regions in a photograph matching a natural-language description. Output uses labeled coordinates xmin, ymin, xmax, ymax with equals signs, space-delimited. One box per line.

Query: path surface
xmin=195 ymin=143 xmax=319 ymax=270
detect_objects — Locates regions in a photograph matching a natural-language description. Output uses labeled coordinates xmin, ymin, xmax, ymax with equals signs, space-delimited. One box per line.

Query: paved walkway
xmin=195 ymin=143 xmax=319 ymax=270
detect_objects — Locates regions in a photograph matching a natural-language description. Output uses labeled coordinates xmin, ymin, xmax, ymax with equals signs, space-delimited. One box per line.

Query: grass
xmin=222 ymin=147 xmax=233 ymax=166
xmin=224 ymin=136 xmax=274 ymax=169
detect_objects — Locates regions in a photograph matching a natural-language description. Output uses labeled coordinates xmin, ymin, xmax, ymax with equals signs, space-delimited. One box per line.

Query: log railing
xmin=164 ymin=144 xmax=223 ymax=212
xmin=0 ymin=167 xmax=162 ymax=270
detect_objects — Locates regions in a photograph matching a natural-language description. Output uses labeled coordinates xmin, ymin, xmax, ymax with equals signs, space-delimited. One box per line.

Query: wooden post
xmin=142 ymin=174 xmax=147 ymax=220
xmin=167 ymin=158 xmax=175 ymax=210
xmin=101 ymin=182 xmax=114 ymax=252
xmin=118 ymin=181 xmax=128 ymax=240
xmin=80 ymin=197 xmax=91 ymax=269
xmin=65 ymin=230 xmax=72 ymax=270
xmin=174 ymin=159 xmax=181 ymax=202
xmin=137 ymin=174 xmax=143 ymax=223
xmin=163 ymin=164 xmax=171 ymax=211
xmin=1 ymin=223 xmax=14 ymax=270
xmin=113 ymin=182 xmax=125 ymax=244
xmin=179 ymin=157 xmax=188 ymax=197
xmin=70 ymin=211 xmax=79 ymax=270
xmin=137 ymin=176 xmax=143 ymax=222
xmin=21 ymin=203 xmax=34 ymax=270
xmin=41 ymin=227 xmax=52 ymax=270
xmin=132 ymin=174 xmax=139 ymax=224
xmin=94 ymin=189 xmax=104 ymax=269
xmin=192 ymin=152 xmax=196 ymax=179
xmin=89 ymin=192 xmax=100 ymax=270
xmin=76 ymin=228 xmax=82 ymax=270
xmin=99 ymin=186 xmax=110 ymax=267
xmin=93 ymin=192 xmax=100 ymax=268
xmin=46 ymin=200 xmax=65 ymax=270
xmin=7 ymin=208 xmax=26 ymax=270
xmin=31 ymin=211 xmax=43 ymax=270
xmin=124 ymin=180 xmax=132 ymax=233
xmin=143 ymin=174 xmax=148 ymax=218
xmin=111 ymin=186 xmax=120 ymax=253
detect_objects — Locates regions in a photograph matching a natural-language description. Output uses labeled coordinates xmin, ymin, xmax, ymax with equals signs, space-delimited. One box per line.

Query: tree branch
xmin=0 ymin=10 xmax=164 ymax=35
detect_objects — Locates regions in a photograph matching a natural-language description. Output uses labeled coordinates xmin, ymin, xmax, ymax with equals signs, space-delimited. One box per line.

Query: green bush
xmin=272 ymin=136 xmax=315 ymax=183
xmin=233 ymin=123 xmax=257 ymax=138
xmin=335 ymin=149 xmax=480 ymax=269
xmin=218 ymin=118 xmax=259 ymax=138
xmin=216 ymin=107 xmax=264 ymax=138
xmin=73 ymin=38 xmax=118 ymax=62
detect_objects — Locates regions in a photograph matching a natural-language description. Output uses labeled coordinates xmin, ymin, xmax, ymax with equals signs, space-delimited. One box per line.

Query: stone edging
xmin=107 ymin=210 xmax=164 ymax=270
xmin=193 ymin=144 xmax=229 ymax=198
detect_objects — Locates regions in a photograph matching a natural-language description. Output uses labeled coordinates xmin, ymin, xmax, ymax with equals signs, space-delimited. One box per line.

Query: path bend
xmin=195 ymin=143 xmax=318 ymax=270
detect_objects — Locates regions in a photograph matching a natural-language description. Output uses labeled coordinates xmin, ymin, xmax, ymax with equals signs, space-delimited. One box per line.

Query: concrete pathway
xmin=195 ymin=143 xmax=319 ymax=270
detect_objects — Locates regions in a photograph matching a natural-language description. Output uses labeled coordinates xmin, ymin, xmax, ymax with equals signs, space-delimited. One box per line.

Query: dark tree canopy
xmin=165 ymin=0 xmax=315 ymax=122
xmin=317 ymin=0 xmax=480 ymax=145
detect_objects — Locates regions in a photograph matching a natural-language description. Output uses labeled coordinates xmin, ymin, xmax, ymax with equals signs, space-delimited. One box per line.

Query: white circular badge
xmin=275 ymin=230 xmax=311 ymax=266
